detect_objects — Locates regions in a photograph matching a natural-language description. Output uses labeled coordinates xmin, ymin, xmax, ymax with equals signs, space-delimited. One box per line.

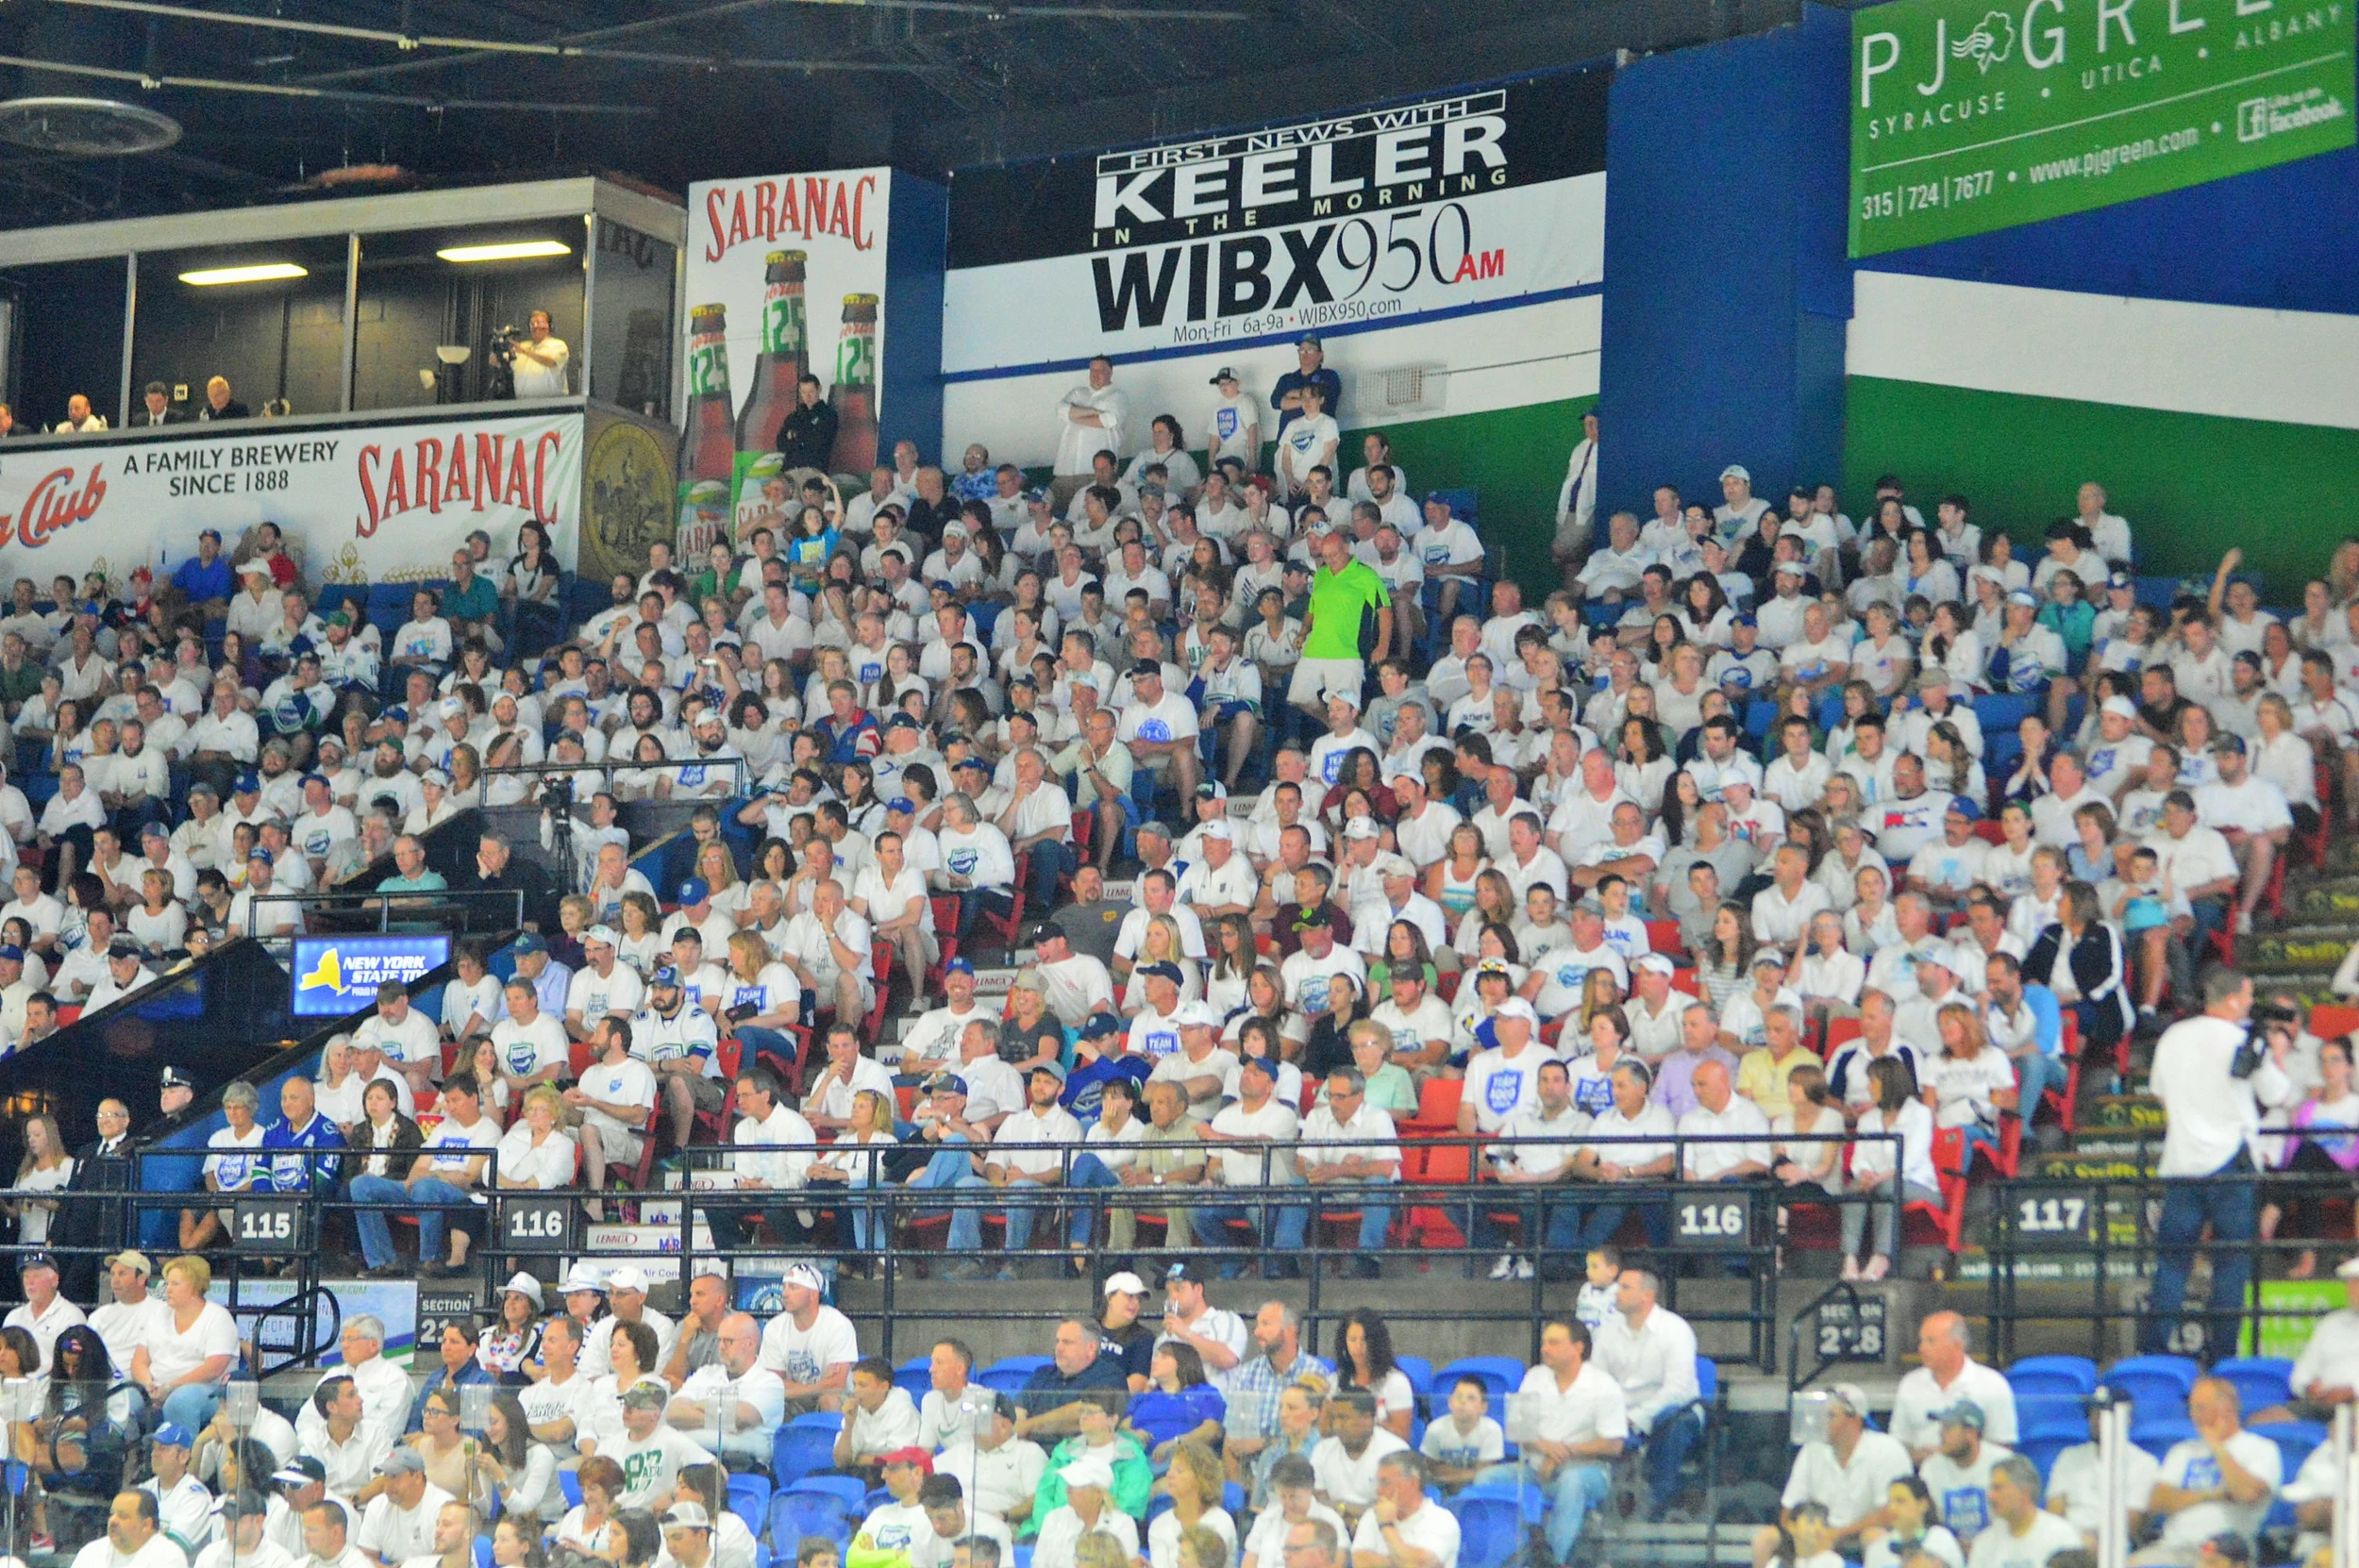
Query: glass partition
xmin=352 ymin=220 xmax=586 ymax=412
xmin=0 ymin=258 xmax=127 ymax=432
xmin=131 ymin=235 xmax=351 ymax=421
xmin=589 ymin=216 xmax=676 ymax=419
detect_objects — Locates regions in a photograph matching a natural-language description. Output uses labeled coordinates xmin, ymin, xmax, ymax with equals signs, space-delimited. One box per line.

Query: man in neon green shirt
xmin=1291 ymin=526 xmax=1392 ymax=725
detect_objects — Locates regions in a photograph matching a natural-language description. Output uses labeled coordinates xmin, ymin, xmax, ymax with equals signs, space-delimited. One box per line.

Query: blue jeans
xmin=350 ymin=1174 xmax=476 ymax=1268
xmin=955 ymin=888 xmax=1013 ymax=945
xmin=2016 ymin=1052 xmax=2066 ymax=1117
xmin=1310 ymin=1182 xmax=1395 ymax=1251
xmin=1576 ymin=1199 xmax=1666 ymax=1250
xmin=162 ymin=1383 xmax=226 ymax=1434
xmin=1479 ymin=1458 xmax=1609 ymax=1562
xmin=2143 ymin=1149 xmax=2257 ymax=1354
xmin=1065 ymin=1152 xmax=1123 ymax=1245
xmin=1472 ymin=1191 xmax=1582 ymax=1258
xmin=1638 ymin=1406 xmax=1705 ymax=1518
xmin=1024 ymin=842 xmax=1074 ymax=910
xmin=736 ymin=1026 xmax=799 ymax=1076
xmin=909 ymin=1140 xmax=989 ymax=1250
xmin=1196 ymin=1193 xmax=1310 ymax=1267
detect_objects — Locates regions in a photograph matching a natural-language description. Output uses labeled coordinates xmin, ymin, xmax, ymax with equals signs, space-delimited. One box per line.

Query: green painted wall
xmin=1844 ymin=375 xmax=2359 ymax=597
xmin=1347 ymin=395 xmax=1594 ymax=599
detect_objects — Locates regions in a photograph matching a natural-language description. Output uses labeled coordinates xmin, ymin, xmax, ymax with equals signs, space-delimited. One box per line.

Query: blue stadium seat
xmin=1972 ymin=692 xmax=2038 ymax=735
xmin=2016 ymin=1393 xmax=2088 ymax=1442
xmin=772 ymin=1411 xmax=844 ymax=1487
xmin=1697 ymin=1359 xmax=1718 ymax=1405
xmin=2248 ymin=1420 xmax=2328 ymax=1479
xmin=1397 ymin=1356 xmax=1435 ymax=1399
xmin=1436 ymin=1357 xmax=1526 ymax=1400
xmin=2100 ymin=1355 xmax=2200 ymax=1416
xmin=2017 ymin=1433 xmax=2076 ymax=1483
xmin=1430 ymin=489 xmax=1479 ymax=527
xmin=978 ymin=1355 xmax=1051 ymax=1394
xmin=727 ymin=1474 xmax=772 ymax=1532
xmin=559 ymin=1470 xmax=582 ymax=1510
xmin=474 ymin=1539 xmax=492 ymax=1568
xmin=1446 ymin=1491 xmax=1531 ymax=1568
xmin=894 ymin=1355 xmax=932 ymax=1400
xmin=2211 ymin=1357 xmax=2295 ymax=1417
xmin=768 ymin=1491 xmax=852 ymax=1551
xmin=2128 ymin=1413 xmax=2197 ymax=1460
xmin=791 ymin=1476 xmax=870 ymax=1512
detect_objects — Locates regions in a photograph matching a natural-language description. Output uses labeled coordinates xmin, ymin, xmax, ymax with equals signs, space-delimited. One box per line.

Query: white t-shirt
xmin=758 ymin=1305 xmax=862 ymax=1388
xmin=1350 ymin=1501 xmax=1460 ymax=1568
xmin=1889 ymin=1362 xmax=2020 ymax=1452
xmin=2153 ymin=1428 xmax=2281 ymax=1548
xmin=145 ymin=1300 xmax=240 ymax=1389
xmin=1964 ymin=1510 xmax=2087 ymax=1568
xmin=1918 ymin=1442 xmax=2013 ymax=1541
xmin=356 ymin=1483 xmax=455 ymax=1565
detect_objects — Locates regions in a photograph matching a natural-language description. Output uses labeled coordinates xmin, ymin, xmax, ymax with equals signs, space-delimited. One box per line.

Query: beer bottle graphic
xmin=734 ymin=250 xmax=808 ymax=459
xmin=675 ymin=303 xmax=736 ymax=559
xmin=828 ymin=292 xmax=879 ymax=479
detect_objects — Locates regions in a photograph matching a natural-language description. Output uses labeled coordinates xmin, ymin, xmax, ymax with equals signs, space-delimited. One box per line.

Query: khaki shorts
xmin=1287 ymin=657 xmax=1364 ymax=707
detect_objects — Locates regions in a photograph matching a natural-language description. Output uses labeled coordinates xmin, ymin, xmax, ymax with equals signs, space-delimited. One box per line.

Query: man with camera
xmin=506 ymin=310 xmax=570 ymax=399
xmin=2142 ymin=968 xmax=2295 ymax=1355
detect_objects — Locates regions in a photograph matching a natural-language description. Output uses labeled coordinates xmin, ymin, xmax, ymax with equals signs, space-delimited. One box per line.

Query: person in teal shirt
xmin=379 ymin=834 xmax=449 ymax=893
xmin=442 ymin=551 xmax=502 ymax=648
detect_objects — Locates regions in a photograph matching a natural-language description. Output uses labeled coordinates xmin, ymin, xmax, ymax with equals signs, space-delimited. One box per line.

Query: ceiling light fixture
xmin=437 ymin=240 xmax=572 ymax=262
xmin=178 ymin=262 xmax=308 ymax=285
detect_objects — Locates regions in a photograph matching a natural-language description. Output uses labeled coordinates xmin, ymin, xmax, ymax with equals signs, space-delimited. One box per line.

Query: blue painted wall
xmin=884 ymin=175 xmax=948 ymax=471
xmin=1597 ymin=6 xmax=1854 ymax=522
xmin=1860 ymin=144 xmax=2359 ymax=316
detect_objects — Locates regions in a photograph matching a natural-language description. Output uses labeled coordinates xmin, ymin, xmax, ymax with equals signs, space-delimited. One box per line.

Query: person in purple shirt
xmin=1652 ymin=1005 xmax=1742 ymax=1122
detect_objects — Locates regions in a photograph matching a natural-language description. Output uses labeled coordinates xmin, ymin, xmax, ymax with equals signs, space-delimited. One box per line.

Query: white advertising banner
xmin=0 ymin=408 xmax=582 ymax=589
xmin=943 ymin=73 xmax=1611 ymax=375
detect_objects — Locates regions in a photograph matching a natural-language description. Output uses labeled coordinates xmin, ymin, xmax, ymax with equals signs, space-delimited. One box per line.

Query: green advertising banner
xmin=1849 ymin=0 xmax=2355 ymax=256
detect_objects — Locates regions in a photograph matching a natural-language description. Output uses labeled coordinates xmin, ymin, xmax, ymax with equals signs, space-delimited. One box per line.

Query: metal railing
xmin=1979 ymin=1155 xmax=2359 ymax=1362
xmin=240 ymin=885 xmax=527 ymax=938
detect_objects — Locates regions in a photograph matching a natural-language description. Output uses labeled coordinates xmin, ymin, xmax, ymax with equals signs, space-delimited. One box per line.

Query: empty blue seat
xmin=2212 ymin=1357 xmax=2295 ymax=1417
xmin=2128 ymin=1413 xmax=2197 ymax=1460
xmin=1397 ymin=1356 xmax=1435 ymax=1398
xmin=558 ymin=1470 xmax=582 ymax=1510
xmin=2101 ymin=1354 xmax=2200 ymax=1416
xmin=895 ymin=1355 xmax=933 ymax=1400
xmin=2016 ymin=1393 xmax=2088 ymax=1441
xmin=2249 ymin=1420 xmax=2329 ymax=1479
xmin=2018 ymin=1433 xmax=2077 ymax=1483
xmin=978 ymin=1355 xmax=1051 ymax=1394
xmin=1973 ymin=692 xmax=2038 ymax=734
xmin=768 ymin=1491 xmax=851 ymax=1551
xmin=790 ymin=1476 xmax=870 ymax=1511
xmin=773 ymin=1411 xmax=844 ymax=1487
xmin=1446 ymin=1491 xmax=1529 ymax=1568
xmin=727 ymin=1474 xmax=772 ymax=1532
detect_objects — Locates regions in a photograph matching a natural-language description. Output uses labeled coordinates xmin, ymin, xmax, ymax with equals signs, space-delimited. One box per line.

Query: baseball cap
xmin=887 ymin=797 xmax=916 ymax=813
xmin=500 ymin=1272 xmax=544 ymax=1309
xmin=1296 ymin=334 xmax=1322 ymax=348
xmin=885 ymin=714 xmax=921 ymax=732
xmin=1827 ymin=1383 xmax=1871 ymax=1418
xmin=108 ymin=1249 xmax=153 ymax=1276
xmin=1029 ymin=920 xmax=1064 ymax=945
xmin=2007 ymin=588 xmax=2040 ymax=608
xmin=662 ymin=1504 xmax=711 ymax=1531
xmin=1344 ymin=816 xmax=1380 ymax=841
xmin=510 ymin=932 xmax=548 ymax=956
xmin=1914 ymin=942 xmax=1960 ymax=974
xmin=651 ymin=965 xmax=682 ymax=990
xmin=782 ymin=1262 xmax=828 ymax=1294
xmin=945 ymin=957 xmax=976 ymax=977
xmin=608 ymin=1265 xmax=650 ymax=1293
xmin=233 ymin=773 xmax=260 ymax=794
xmin=1080 ymin=1011 xmax=1123 ymax=1041
xmin=1634 ymin=953 xmax=1677 ymax=976
xmin=1029 ymin=1060 xmax=1069 ymax=1084
xmin=1129 ymin=661 xmax=1162 ymax=681
xmin=622 ymin=1381 xmax=668 ymax=1411
xmin=1103 ymin=1271 xmax=1149 ymax=1296
xmin=1201 ymin=819 xmax=1233 ymax=842
xmin=584 ymin=924 xmax=620 ymax=947
xmin=1492 ymin=996 xmax=1539 ymax=1027
xmin=1208 ymin=367 xmax=1240 ymax=385
xmin=1138 ymin=959 xmax=1185 ymax=985
xmin=1750 ymin=947 xmax=1789 ymax=971
xmin=678 ymin=878 xmax=711 ymax=905
xmin=1936 ymin=1400 xmax=1985 ymax=1431
xmin=2211 ymin=731 xmax=2248 ymax=755
xmin=1239 ymin=1054 xmax=1278 ymax=1083
xmin=1945 ymin=796 xmax=1982 ymax=822
xmin=1163 ymin=1261 xmax=1210 ymax=1287
xmin=1914 ymin=669 xmax=1951 ymax=692
xmin=19 ymin=1252 xmax=57 ymax=1276
xmin=559 ymin=1262 xmax=607 ymax=1295
xmin=374 ymin=1446 xmax=425 ymax=1476
xmin=1195 ymin=781 xmax=1227 ymax=801
xmin=924 ymin=1072 xmax=969 ymax=1097
xmin=1719 ymin=464 xmax=1751 ymax=483
xmin=272 ymin=1457 xmax=327 ymax=1488
xmin=1174 ymin=1000 xmax=1220 ymax=1029
xmin=879 ymin=1448 xmax=932 ymax=1473
xmin=0 ymin=947 xmax=25 ymax=964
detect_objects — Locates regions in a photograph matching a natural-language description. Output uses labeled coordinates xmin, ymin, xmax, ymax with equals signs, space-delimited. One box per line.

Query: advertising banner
xmin=944 ymin=71 xmax=1610 ymax=375
xmin=678 ymin=168 xmax=895 ymax=557
xmin=292 ymin=935 xmax=454 ymax=1018
xmin=1849 ymin=0 xmax=2354 ymax=256
xmin=0 ymin=408 xmax=583 ymax=591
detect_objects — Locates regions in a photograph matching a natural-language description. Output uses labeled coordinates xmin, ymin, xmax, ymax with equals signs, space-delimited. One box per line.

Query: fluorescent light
xmin=178 ymin=262 xmax=308 ymax=286
xmin=437 ymin=240 xmax=572 ymax=263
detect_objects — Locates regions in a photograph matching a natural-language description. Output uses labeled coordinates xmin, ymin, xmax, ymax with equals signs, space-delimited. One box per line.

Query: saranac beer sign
xmin=1849 ymin=0 xmax=2353 ymax=254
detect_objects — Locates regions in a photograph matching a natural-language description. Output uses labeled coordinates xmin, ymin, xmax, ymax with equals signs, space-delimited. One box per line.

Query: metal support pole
xmin=118 ymin=253 xmax=139 ymax=429
xmin=340 ymin=233 xmax=361 ymax=412
xmin=2333 ymin=1402 xmax=2355 ymax=1568
xmin=2097 ymin=1397 xmax=2132 ymax=1568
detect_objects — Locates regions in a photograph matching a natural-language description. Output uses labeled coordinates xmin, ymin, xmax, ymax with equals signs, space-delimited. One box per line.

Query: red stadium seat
xmin=1671 ymin=968 xmax=1700 ymax=997
xmin=1644 ymin=920 xmax=1685 ymax=960
xmin=2311 ymin=1005 xmax=2359 ymax=1040
xmin=1403 ymin=1078 xmax=1462 ymax=1137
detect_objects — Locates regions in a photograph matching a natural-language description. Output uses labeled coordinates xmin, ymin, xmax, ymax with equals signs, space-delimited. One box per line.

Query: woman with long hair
xmin=474 ymin=1391 xmax=560 ymax=1522
xmin=1696 ymin=902 xmax=1757 ymax=1011
xmin=6 ymin=1113 xmax=73 ymax=1253
xmin=1842 ymin=1056 xmax=1938 ymax=1281
xmin=1923 ymin=1003 xmax=2016 ymax=1166
xmin=807 ymin=1088 xmax=897 ymax=1263
xmin=1334 ymin=1309 xmax=1414 ymax=1440
xmin=1452 ymin=868 xmax=1518 ymax=961
xmin=1425 ymin=823 xmax=1492 ymax=921
xmin=1771 ymin=1062 xmax=1843 ymax=1195
xmin=1203 ymin=914 xmax=1258 ymax=1019
xmin=477 ymin=1277 xmax=545 ymax=1383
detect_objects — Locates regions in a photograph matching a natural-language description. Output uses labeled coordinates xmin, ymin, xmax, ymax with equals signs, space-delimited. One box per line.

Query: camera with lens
xmin=488 ymin=325 xmax=522 ymax=362
xmin=537 ymin=773 xmax=574 ymax=811
xmin=2232 ymin=1000 xmax=2300 ymax=1079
